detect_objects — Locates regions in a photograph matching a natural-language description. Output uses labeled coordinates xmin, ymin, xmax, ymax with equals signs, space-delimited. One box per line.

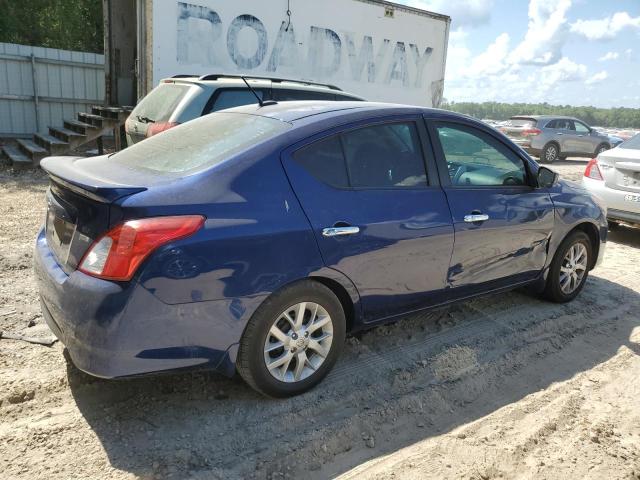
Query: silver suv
xmin=125 ymin=74 xmax=364 ymax=145
xmin=501 ymin=115 xmax=611 ymax=163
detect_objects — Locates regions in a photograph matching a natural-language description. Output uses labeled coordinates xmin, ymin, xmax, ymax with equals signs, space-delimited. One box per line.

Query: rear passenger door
xmin=282 ymin=117 xmax=454 ymax=322
xmin=428 ymin=120 xmax=555 ymax=293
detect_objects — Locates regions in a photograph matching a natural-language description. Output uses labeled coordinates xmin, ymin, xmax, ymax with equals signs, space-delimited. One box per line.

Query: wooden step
xmin=16 ymin=139 xmax=47 ymax=165
xmin=49 ymin=126 xmax=86 ymax=144
xmin=64 ymin=119 xmax=97 ymax=135
xmin=34 ymin=133 xmax=69 ymax=155
xmin=91 ymin=105 xmax=130 ymax=122
xmin=1 ymin=145 xmax=34 ymax=169
xmin=78 ymin=112 xmax=109 ymax=128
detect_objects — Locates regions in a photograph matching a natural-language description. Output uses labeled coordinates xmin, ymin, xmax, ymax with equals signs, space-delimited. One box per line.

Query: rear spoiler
xmin=41 ymin=156 xmax=147 ymax=203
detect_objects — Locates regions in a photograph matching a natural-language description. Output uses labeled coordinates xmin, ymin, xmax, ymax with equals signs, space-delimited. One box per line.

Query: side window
xmin=293 ymin=136 xmax=349 ymax=188
xmin=209 ymin=89 xmax=265 ymax=113
xmin=435 ymin=124 xmax=528 ymax=187
xmin=293 ymin=121 xmax=428 ymax=189
xmin=574 ymin=121 xmax=590 ymax=134
xmin=342 ymin=122 xmax=427 ymax=188
xmin=273 ymin=89 xmax=334 ymax=101
xmin=545 ymin=120 xmax=558 ymax=129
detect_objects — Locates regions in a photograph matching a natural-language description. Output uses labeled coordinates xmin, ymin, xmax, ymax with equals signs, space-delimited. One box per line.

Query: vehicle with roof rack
xmin=125 ymin=74 xmax=364 ymax=144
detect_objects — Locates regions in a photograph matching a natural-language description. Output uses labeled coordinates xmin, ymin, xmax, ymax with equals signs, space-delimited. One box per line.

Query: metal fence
xmin=0 ymin=43 xmax=105 ymax=137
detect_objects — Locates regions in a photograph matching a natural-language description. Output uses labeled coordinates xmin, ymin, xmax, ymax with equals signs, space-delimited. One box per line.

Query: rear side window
xmin=293 ymin=137 xmax=348 ymax=188
xmin=210 ymin=89 xmax=266 ymax=112
xmin=273 ymin=89 xmax=335 ymax=101
xmin=111 ymin=112 xmax=290 ymax=174
xmin=131 ymin=83 xmax=191 ymax=122
xmin=293 ymin=122 xmax=428 ymax=189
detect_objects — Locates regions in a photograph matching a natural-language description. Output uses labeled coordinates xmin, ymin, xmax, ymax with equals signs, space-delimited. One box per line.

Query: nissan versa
xmin=35 ymin=102 xmax=607 ymax=397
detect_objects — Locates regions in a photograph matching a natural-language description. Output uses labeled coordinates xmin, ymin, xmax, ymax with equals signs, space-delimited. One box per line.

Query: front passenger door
xmin=429 ymin=121 xmax=555 ymax=294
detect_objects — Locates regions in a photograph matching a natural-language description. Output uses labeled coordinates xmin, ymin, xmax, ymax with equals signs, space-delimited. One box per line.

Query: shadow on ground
xmin=67 ymin=275 xmax=640 ymax=479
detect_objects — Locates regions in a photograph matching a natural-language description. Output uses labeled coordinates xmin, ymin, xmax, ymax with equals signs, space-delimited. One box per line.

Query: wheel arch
xmin=566 ymin=222 xmax=600 ymax=270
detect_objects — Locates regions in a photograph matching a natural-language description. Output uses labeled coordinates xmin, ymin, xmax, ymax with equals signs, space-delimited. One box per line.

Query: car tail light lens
xmin=146 ymin=122 xmax=179 ymax=137
xmin=521 ymin=128 xmax=542 ymax=136
xmin=584 ymin=158 xmax=604 ymax=181
xmin=79 ymin=215 xmax=205 ymax=281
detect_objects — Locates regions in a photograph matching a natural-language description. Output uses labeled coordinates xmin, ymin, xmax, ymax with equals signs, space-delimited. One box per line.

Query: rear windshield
xmin=507 ymin=118 xmax=536 ymax=127
xmin=131 ymin=83 xmax=191 ymax=122
xmin=111 ymin=113 xmax=291 ymax=173
xmin=620 ymin=134 xmax=640 ymax=150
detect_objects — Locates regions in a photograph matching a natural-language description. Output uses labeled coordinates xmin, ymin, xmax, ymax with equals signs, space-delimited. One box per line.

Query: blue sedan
xmin=34 ymin=102 xmax=607 ymax=397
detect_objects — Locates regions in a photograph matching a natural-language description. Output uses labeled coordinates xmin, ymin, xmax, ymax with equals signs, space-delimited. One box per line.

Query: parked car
xmin=35 ymin=102 xmax=607 ymax=397
xmin=582 ymin=133 xmax=640 ymax=228
xmin=125 ymin=74 xmax=364 ymax=145
xmin=501 ymin=115 xmax=612 ymax=163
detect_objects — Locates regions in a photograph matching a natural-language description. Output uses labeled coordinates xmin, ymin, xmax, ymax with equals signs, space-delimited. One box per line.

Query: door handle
xmin=322 ymin=226 xmax=360 ymax=237
xmin=556 ymin=132 xmax=563 ymax=135
xmin=464 ymin=214 xmax=489 ymax=223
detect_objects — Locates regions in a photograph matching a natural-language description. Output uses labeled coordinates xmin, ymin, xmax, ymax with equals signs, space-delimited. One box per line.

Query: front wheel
xmin=543 ymin=231 xmax=592 ymax=303
xmin=236 ymin=281 xmax=346 ymax=397
xmin=595 ymin=144 xmax=609 ymax=156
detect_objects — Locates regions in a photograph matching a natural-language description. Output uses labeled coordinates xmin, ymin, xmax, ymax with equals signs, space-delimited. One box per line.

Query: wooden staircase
xmin=1 ymin=105 xmax=132 ymax=169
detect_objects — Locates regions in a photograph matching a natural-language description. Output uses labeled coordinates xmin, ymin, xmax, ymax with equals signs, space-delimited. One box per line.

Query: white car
xmin=582 ymin=134 xmax=640 ymax=227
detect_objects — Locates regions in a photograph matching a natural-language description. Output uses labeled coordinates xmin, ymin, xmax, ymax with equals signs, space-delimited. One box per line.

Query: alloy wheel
xmin=263 ymin=302 xmax=334 ymax=383
xmin=545 ymin=145 xmax=558 ymax=162
xmin=559 ymin=243 xmax=588 ymax=294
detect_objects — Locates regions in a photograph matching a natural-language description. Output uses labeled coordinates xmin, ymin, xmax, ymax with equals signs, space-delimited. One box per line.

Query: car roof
xmin=220 ymin=101 xmax=480 ymax=125
xmin=161 ymin=76 xmax=364 ymax=98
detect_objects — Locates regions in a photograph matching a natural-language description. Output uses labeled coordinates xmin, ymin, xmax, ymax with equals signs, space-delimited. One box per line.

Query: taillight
xmin=146 ymin=122 xmax=179 ymax=137
xmin=584 ymin=158 xmax=604 ymax=181
xmin=521 ymin=128 xmax=542 ymax=136
xmin=79 ymin=215 xmax=205 ymax=281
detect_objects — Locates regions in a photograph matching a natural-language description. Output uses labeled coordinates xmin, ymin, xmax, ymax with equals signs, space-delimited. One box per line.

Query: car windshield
xmin=111 ymin=113 xmax=291 ymax=173
xmin=131 ymin=83 xmax=192 ymax=123
xmin=619 ymin=134 xmax=640 ymax=150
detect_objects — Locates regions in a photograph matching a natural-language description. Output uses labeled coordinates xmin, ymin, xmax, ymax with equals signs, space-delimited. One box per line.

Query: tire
xmin=236 ymin=281 xmax=346 ymax=397
xmin=595 ymin=143 xmax=609 ymax=156
xmin=542 ymin=143 xmax=560 ymax=163
xmin=543 ymin=231 xmax=592 ymax=303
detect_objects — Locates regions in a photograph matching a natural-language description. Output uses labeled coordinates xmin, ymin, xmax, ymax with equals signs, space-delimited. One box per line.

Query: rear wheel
xmin=543 ymin=231 xmax=592 ymax=303
xmin=236 ymin=281 xmax=346 ymax=397
xmin=542 ymin=143 xmax=559 ymax=163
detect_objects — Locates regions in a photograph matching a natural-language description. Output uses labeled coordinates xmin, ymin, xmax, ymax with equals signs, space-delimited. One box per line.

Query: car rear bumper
xmin=34 ymin=228 xmax=253 ymax=378
xmin=581 ymin=177 xmax=640 ymax=224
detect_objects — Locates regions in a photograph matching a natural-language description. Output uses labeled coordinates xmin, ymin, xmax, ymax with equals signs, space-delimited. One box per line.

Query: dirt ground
xmin=1 ymin=159 xmax=640 ymax=480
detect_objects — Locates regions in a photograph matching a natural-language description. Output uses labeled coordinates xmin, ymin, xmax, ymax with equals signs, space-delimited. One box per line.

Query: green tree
xmin=441 ymin=101 xmax=640 ymax=129
xmin=0 ymin=0 xmax=103 ymax=53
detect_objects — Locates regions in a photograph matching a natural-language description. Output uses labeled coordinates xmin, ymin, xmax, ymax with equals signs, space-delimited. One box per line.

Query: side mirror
xmin=537 ymin=167 xmax=558 ymax=188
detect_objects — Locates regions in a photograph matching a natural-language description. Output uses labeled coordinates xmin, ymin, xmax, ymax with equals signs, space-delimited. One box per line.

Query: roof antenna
xmin=241 ymin=76 xmax=277 ymax=108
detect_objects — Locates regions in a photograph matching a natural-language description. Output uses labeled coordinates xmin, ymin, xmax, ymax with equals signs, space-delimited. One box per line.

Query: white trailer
xmin=104 ymin=0 xmax=450 ymax=107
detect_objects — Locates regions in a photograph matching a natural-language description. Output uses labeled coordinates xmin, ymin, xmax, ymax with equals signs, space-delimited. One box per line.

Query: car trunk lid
xmin=41 ymin=156 xmax=147 ymax=274
xmin=599 ymin=148 xmax=640 ymax=193
xmin=500 ymin=117 xmax=538 ymax=140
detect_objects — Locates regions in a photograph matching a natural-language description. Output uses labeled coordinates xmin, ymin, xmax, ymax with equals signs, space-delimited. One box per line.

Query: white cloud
xmin=406 ymin=0 xmax=494 ymax=27
xmin=570 ymin=12 xmax=640 ymax=40
xmin=463 ymin=33 xmax=511 ymax=76
xmin=625 ymin=48 xmax=634 ymax=59
xmin=585 ymin=71 xmax=609 ymax=85
xmin=539 ymin=57 xmax=587 ymax=85
xmin=509 ymin=0 xmax=572 ymax=66
xmin=598 ymin=51 xmax=619 ymax=61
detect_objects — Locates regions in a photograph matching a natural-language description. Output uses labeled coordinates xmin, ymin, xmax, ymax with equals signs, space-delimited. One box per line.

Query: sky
xmin=398 ymin=0 xmax=640 ymax=108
